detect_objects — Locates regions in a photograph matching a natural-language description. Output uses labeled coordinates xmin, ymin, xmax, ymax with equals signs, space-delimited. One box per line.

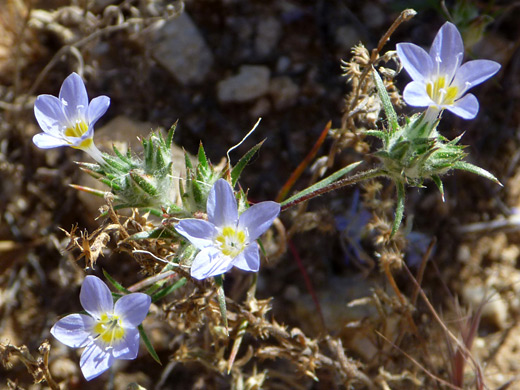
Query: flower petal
xmin=112 ymin=327 xmax=140 ymax=360
xmin=190 ymin=248 xmax=232 ymax=280
xmin=396 ymin=43 xmax=433 ymax=81
xmin=114 ymin=293 xmax=151 ymax=328
xmin=429 ymin=22 xmax=464 ymax=82
xmin=238 ymin=201 xmax=280 ymax=241
xmin=175 ymin=219 xmax=217 ymax=249
xmin=51 ymin=313 xmax=94 ymax=348
xmin=232 ymin=242 xmax=260 ymax=272
xmin=80 ymin=276 xmax=114 ymax=319
xmin=88 ymin=95 xmax=110 ymax=127
xmin=59 ymin=73 xmax=88 ymax=123
xmin=402 ymin=81 xmax=434 ymax=107
xmin=80 ymin=342 xmax=113 ymax=381
xmin=446 ymin=93 xmax=479 ymax=119
xmin=207 ymin=179 xmax=238 ymax=227
xmin=451 ymin=59 xmax=501 ymax=96
xmin=34 ymin=95 xmax=67 ymax=136
xmin=33 ymin=133 xmax=70 ymax=149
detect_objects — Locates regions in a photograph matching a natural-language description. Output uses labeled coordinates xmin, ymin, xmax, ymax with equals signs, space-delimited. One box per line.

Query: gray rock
xmin=217 ymin=65 xmax=271 ymax=103
xmin=249 ymin=97 xmax=271 ymax=118
xmin=255 ymin=16 xmax=282 ymax=57
xmin=269 ymin=76 xmax=299 ymax=110
xmin=276 ymin=56 xmax=291 ymax=73
xmin=148 ymin=12 xmax=214 ymax=85
xmin=335 ymin=25 xmax=361 ymax=52
xmin=361 ymin=3 xmax=385 ymax=29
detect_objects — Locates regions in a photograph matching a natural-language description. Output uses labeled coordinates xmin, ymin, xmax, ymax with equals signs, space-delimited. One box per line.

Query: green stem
xmin=280 ymin=168 xmax=385 ymax=212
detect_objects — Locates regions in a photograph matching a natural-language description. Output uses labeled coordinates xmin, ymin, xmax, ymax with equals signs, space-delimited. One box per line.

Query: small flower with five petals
xmin=175 ymin=179 xmax=280 ymax=280
xmin=33 ymin=72 xmax=110 ymax=163
xmin=396 ymin=22 xmax=500 ymax=121
xmin=50 ymin=275 xmax=151 ymax=381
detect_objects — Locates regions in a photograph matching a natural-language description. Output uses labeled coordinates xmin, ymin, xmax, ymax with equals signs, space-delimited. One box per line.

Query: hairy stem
xmin=280 ymin=168 xmax=385 ymax=212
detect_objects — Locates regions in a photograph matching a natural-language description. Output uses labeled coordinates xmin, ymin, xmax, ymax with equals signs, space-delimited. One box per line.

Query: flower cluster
xmin=33 ymin=16 xmax=503 ymax=383
xmin=51 ymin=276 xmax=151 ymax=380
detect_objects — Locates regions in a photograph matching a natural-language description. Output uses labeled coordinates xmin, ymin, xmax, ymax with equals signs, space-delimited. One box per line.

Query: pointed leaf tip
xmin=452 ymin=161 xmax=501 ymax=185
xmin=432 ymin=175 xmax=445 ymax=202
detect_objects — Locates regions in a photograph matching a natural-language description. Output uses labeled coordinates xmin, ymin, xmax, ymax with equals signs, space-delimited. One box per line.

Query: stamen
xmin=64 ymin=121 xmax=89 ymax=138
xmin=215 ymin=226 xmax=247 ymax=257
xmin=93 ymin=313 xmax=125 ymax=345
xmin=427 ymin=76 xmax=458 ymax=106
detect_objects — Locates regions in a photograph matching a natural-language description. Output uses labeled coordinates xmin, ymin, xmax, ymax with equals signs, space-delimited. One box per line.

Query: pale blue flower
xmin=51 ymin=275 xmax=151 ymax=381
xmin=396 ymin=22 xmax=500 ymax=120
xmin=175 ymin=179 xmax=280 ymax=280
xmin=33 ymin=72 xmax=110 ymax=163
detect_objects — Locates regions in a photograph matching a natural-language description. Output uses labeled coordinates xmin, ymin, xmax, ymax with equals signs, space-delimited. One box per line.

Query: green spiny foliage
xmin=77 ymin=124 xmax=178 ymax=214
xmin=369 ymin=69 xmax=499 ymax=234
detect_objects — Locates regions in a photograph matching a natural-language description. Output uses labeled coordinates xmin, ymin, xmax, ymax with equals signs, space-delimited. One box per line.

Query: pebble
xmin=249 ymin=97 xmax=271 ymax=118
xmin=255 ymin=16 xmax=282 ymax=57
xmin=462 ymin=284 xmax=508 ymax=330
xmin=276 ymin=56 xmax=291 ymax=73
xmin=335 ymin=25 xmax=361 ymax=52
xmin=217 ymin=65 xmax=271 ymax=103
xmin=361 ymin=3 xmax=385 ymax=29
xmin=269 ymin=76 xmax=299 ymax=110
xmin=148 ymin=12 xmax=214 ymax=85
xmin=50 ymin=357 xmax=80 ymax=380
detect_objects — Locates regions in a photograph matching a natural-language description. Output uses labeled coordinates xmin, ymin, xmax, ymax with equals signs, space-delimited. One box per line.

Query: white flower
xmin=396 ymin=22 xmax=500 ymax=120
xmin=175 ymin=179 xmax=280 ymax=280
xmin=51 ymin=276 xmax=151 ymax=381
xmin=33 ymin=72 xmax=110 ymax=163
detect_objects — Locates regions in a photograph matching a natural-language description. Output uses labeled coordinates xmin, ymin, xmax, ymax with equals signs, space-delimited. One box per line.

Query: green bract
xmin=78 ymin=124 xmax=180 ymax=216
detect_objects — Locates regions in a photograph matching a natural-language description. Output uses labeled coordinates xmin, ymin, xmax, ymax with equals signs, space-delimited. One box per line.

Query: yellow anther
xmin=64 ymin=121 xmax=89 ymax=138
xmin=427 ymin=76 xmax=458 ymax=106
xmin=93 ymin=313 xmax=125 ymax=345
xmin=64 ymin=120 xmax=94 ymax=150
xmin=215 ymin=226 xmax=246 ymax=257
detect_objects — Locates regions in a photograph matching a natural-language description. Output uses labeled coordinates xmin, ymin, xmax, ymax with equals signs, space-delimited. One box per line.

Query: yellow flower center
xmin=93 ymin=313 xmax=125 ymax=345
xmin=64 ymin=120 xmax=93 ymax=150
xmin=64 ymin=120 xmax=88 ymax=138
xmin=426 ymin=76 xmax=458 ymax=106
xmin=215 ymin=226 xmax=247 ymax=258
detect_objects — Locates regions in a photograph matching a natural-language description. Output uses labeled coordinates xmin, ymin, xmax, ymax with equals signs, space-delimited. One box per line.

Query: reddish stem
xmin=288 ymin=239 xmax=327 ymax=332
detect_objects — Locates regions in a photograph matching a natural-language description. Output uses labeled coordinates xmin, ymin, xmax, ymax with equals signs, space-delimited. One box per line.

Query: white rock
xmin=148 ymin=13 xmax=214 ymax=85
xmin=217 ymin=65 xmax=271 ymax=103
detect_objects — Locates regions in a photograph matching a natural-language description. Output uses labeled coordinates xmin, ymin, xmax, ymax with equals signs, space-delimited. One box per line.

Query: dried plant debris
xmin=0 ymin=341 xmax=59 ymax=390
